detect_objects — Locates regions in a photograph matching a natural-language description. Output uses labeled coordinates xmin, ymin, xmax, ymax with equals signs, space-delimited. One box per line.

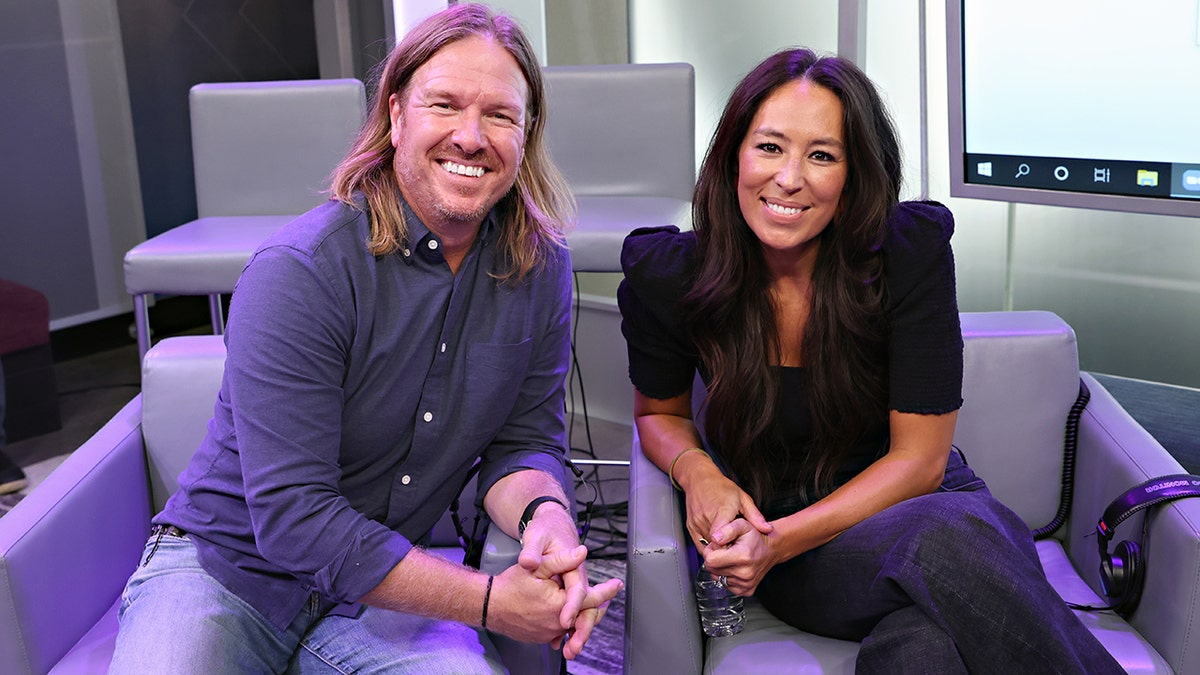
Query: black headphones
xmin=1092 ymin=473 xmax=1200 ymax=615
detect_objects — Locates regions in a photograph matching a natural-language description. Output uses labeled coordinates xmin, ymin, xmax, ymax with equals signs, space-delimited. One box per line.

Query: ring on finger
xmin=698 ymin=537 xmax=710 ymax=547
xmin=717 ymin=575 xmax=728 ymax=587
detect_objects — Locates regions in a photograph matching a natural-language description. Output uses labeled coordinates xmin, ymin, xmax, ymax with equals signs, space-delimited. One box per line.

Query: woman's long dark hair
xmin=682 ymin=48 xmax=902 ymax=502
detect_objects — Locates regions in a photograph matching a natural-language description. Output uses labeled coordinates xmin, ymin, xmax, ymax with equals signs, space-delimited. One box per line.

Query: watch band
xmin=518 ymin=495 xmax=568 ymax=538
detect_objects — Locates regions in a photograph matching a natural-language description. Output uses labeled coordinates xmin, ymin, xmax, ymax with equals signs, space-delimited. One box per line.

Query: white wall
xmin=0 ymin=0 xmax=145 ymax=329
xmin=630 ymin=0 xmax=839 ymax=176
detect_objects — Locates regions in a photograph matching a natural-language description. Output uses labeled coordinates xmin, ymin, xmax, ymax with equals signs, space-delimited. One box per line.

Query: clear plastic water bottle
xmin=694 ymin=565 xmax=746 ymax=636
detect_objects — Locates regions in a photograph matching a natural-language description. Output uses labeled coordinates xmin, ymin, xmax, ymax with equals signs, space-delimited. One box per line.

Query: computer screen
xmin=946 ymin=0 xmax=1200 ymax=217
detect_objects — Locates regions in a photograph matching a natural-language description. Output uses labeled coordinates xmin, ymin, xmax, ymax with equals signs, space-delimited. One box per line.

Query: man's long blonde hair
xmin=330 ymin=4 xmax=573 ymax=283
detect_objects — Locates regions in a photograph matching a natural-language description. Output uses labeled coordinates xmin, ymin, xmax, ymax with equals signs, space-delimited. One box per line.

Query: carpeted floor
xmin=569 ymin=558 xmax=627 ymax=675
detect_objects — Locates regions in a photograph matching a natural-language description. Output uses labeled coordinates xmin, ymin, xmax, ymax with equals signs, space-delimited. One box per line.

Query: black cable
xmin=565 ymin=271 xmax=629 ymax=559
xmin=567 ymin=272 xmax=597 ymax=459
xmin=1033 ymin=379 xmax=1090 ymax=540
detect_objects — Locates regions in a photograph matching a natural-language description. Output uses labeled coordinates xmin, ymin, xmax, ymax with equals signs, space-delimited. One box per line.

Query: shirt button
xmin=428 ymin=240 xmax=439 ymax=250
xmin=401 ymin=474 xmax=411 ymax=485
xmin=423 ymin=411 xmax=433 ymax=422
xmin=402 ymin=248 xmax=411 ymax=257
xmin=440 ymin=342 xmax=447 ymax=353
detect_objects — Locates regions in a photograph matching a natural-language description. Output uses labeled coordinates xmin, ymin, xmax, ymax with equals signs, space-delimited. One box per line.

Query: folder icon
xmin=1137 ymin=170 xmax=1159 ymax=187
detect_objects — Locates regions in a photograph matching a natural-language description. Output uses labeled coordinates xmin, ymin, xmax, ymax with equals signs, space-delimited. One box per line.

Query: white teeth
xmin=766 ymin=201 xmax=802 ymax=216
xmin=442 ymin=161 xmax=485 ymax=177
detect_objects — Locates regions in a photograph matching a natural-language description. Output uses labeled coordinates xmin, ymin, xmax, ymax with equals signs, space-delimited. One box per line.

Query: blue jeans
xmin=110 ymin=530 xmax=506 ymax=674
xmin=756 ymin=451 xmax=1123 ymax=674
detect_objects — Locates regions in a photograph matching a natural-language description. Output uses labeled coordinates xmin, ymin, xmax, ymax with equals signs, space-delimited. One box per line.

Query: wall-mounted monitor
xmin=946 ymin=0 xmax=1200 ymax=218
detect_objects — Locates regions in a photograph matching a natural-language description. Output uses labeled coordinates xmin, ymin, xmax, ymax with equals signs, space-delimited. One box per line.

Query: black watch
xmin=518 ymin=496 xmax=568 ymax=539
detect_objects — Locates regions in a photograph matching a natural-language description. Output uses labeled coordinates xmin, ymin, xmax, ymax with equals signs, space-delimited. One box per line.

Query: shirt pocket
xmin=461 ymin=338 xmax=534 ymax=443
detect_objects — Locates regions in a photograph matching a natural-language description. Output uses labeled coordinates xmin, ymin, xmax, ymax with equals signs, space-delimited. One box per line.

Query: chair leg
xmin=209 ymin=294 xmax=226 ymax=335
xmin=134 ymin=294 xmax=152 ymax=361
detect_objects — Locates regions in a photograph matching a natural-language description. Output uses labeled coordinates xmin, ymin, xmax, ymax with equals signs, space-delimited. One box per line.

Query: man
xmin=110 ymin=5 xmax=620 ymax=673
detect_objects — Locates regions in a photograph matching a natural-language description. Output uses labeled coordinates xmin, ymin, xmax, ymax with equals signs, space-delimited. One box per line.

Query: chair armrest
xmin=478 ymin=522 xmax=563 ymax=675
xmin=625 ymin=426 xmax=704 ymax=675
xmin=1065 ymin=374 xmax=1200 ymax=674
xmin=479 ymin=521 xmax=521 ymax=573
xmin=0 ymin=396 xmax=150 ymax=675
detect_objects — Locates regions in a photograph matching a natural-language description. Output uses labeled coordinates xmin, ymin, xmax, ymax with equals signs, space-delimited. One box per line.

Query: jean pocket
xmin=937 ymin=448 xmax=988 ymax=493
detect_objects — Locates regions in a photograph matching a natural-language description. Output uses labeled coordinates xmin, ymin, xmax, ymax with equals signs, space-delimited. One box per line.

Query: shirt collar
xmin=397 ymin=198 xmax=498 ymax=267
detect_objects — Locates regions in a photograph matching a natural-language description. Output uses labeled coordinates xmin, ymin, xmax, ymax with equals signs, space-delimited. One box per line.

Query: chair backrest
xmin=141 ymin=335 xmax=227 ymax=511
xmin=542 ymin=63 xmax=695 ymax=201
xmin=954 ymin=311 xmax=1081 ymax=530
xmin=190 ymin=78 xmax=365 ymax=218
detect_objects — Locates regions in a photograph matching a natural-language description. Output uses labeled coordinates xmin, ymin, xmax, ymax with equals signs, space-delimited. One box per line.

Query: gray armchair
xmin=625 ymin=311 xmax=1200 ymax=674
xmin=0 ymin=336 xmax=558 ymax=674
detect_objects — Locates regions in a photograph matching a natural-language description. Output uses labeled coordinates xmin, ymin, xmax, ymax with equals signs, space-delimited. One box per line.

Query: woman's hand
xmin=678 ymin=462 xmax=771 ymax=552
xmin=630 ymin=390 xmax=771 ymax=558
xmin=699 ymin=517 xmax=779 ymax=596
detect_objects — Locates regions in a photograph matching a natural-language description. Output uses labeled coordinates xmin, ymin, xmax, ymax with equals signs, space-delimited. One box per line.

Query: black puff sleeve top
xmin=617 ymin=201 xmax=964 ymax=510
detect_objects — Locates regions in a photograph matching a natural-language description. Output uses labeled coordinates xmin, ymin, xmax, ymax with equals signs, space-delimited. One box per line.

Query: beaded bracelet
xmin=481 ymin=574 xmax=494 ymax=629
xmin=668 ymin=447 xmax=708 ymax=491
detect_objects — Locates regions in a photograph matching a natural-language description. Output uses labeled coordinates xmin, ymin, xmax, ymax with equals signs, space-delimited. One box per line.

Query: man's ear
xmin=388 ymin=93 xmax=404 ymax=146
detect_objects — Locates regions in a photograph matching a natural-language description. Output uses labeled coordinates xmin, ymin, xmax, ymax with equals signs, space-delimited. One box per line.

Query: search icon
xmin=1015 ymin=163 xmax=1031 ymax=179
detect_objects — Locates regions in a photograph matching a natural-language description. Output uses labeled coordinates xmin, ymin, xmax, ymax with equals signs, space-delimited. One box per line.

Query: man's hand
xmin=516 ymin=502 xmax=623 ymax=659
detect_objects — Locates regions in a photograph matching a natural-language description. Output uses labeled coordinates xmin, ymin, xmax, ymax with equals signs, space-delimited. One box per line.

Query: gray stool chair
xmin=124 ymin=78 xmax=365 ymax=359
xmin=542 ymin=63 xmax=695 ymax=273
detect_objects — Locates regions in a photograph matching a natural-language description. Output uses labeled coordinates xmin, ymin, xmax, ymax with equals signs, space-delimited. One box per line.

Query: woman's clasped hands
xmin=681 ymin=464 xmax=777 ymax=596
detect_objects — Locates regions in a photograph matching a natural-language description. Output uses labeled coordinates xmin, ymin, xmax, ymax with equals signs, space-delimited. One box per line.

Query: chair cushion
xmin=50 ymin=598 xmax=120 ymax=675
xmin=705 ymin=598 xmax=858 ymax=674
xmin=123 ymin=215 xmax=294 ymax=296
xmin=567 ymin=196 xmax=691 ymax=273
xmin=1036 ymin=540 xmax=1170 ymax=674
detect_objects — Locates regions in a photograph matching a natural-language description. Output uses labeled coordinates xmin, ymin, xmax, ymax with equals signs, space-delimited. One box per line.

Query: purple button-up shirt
xmin=156 ymin=194 xmax=573 ymax=629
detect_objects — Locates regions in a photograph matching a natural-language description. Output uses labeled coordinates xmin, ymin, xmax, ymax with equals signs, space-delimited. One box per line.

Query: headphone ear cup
xmin=1098 ymin=545 xmax=1121 ymax=599
xmin=1114 ymin=539 xmax=1143 ymax=613
xmin=1099 ymin=539 xmax=1138 ymax=600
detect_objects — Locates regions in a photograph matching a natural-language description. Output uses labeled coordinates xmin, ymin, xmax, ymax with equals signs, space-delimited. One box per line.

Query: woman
xmin=618 ymin=48 xmax=1121 ymax=673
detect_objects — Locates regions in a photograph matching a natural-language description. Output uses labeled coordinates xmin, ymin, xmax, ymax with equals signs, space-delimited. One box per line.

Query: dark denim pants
xmin=756 ymin=451 xmax=1123 ymax=674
